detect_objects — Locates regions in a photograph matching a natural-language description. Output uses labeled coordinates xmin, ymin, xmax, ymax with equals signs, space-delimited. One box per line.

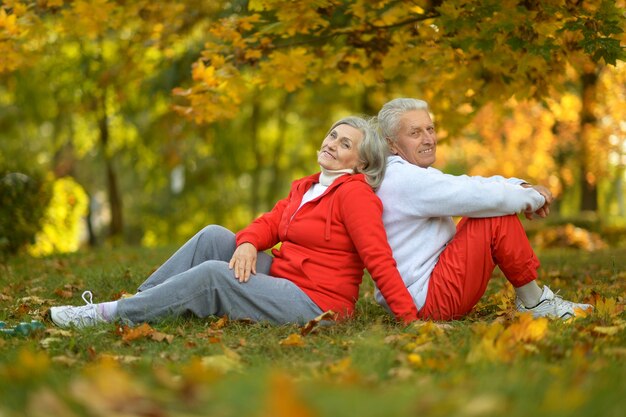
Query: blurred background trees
xmin=1 ymin=0 xmax=625 ymax=254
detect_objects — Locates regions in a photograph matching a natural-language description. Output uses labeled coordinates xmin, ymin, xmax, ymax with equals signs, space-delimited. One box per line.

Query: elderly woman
xmin=50 ymin=116 xmax=418 ymax=328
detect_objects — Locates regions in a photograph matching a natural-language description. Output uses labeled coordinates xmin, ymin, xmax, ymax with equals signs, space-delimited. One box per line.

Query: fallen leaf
xmin=39 ymin=337 xmax=62 ymax=349
xmin=596 ymin=297 xmax=623 ymax=319
xmin=120 ymin=323 xmax=155 ymax=342
xmin=211 ymin=315 xmax=229 ymax=329
xmin=261 ymin=372 xmax=317 ymax=417
xmin=54 ymin=289 xmax=73 ymax=299
xmin=26 ymin=387 xmax=78 ymax=417
xmin=151 ymin=331 xmax=174 ymax=343
xmin=44 ymin=328 xmax=72 ymax=337
xmin=200 ymin=354 xmax=242 ymax=373
xmin=98 ymin=354 xmax=142 ymax=364
xmin=52 ymin=355 xmax=79 ymax=366
xmin=592 ymin=325 xmax=623 ymax=336
xmin=407 ymin=353 xmax=423 ymax=366
xmin=300 ymin=310 xmax=337 ymax=336
xmin=279 ymin=333 xmax=306 ymax=347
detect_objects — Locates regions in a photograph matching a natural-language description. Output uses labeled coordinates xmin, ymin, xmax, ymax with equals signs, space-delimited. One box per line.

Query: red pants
xmin=419 ymin=215 xmax=540 ymax=320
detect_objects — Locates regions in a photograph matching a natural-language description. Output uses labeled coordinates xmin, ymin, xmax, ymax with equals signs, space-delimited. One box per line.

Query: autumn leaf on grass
xmin=69 ymin=357 xmax=161 ymax=417
xmin=467 ymin=313 xmax=548 ymax=363
xmin=595 ymin=297 xmax=623 ymax=320
xmin=185 ymin=346 xmax=243 ymax=376
xmin=26 ymin=387 xmax=76 ymax=417
xmin=200 ymin=353 xmax=242 ymax=374
xmin=2 ymin=348 xmax=51 ymax=382
xmin=261 ymin=372 xmax=318 ymax=417
xmin=279 ymin=333 xmax=306 ymax=347
xmin=301 ymin=310 xmax=337 ymax=336
xmin=211 ymin=315 xmax=229 ymax=329
xmin=53 ymin=287 xmax=74 ymax=299
xmin=119 ymin=323 xmax=173 ymax=344
xmin=592 ymin=320 xmax=626 ymax=337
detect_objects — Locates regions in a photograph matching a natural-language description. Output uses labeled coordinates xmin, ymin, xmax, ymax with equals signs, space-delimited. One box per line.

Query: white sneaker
xmin=50 ymin=291 xmax=107 ymax=328
xmin=516 ymin=286 xmax=594 ymax=319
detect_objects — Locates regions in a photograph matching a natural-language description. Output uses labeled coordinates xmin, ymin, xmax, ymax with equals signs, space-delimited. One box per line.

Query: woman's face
xmin=317 ymin=123 xmax=363 ymax=171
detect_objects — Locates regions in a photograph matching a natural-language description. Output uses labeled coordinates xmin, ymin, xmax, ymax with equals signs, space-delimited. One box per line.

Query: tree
xmin=1 ymin=0 xmax=221 ymax=241
xmin=174 ymin=0 xmax=625 ymax=131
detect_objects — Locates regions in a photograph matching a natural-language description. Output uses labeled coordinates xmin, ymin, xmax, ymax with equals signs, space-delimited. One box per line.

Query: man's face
xmin=389 ymin=109 xmax=437 ymax=168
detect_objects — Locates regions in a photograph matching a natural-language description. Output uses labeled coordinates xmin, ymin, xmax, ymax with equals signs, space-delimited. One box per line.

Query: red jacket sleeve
xmin=236 ymin=193 xmax=290 ymax=251
xmin=338 ymin=182 xmax=418 ymax=323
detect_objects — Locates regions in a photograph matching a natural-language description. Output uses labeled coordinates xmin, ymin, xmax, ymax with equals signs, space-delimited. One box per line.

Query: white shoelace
xmin=82 ymin=290 xmax=94 ymax=305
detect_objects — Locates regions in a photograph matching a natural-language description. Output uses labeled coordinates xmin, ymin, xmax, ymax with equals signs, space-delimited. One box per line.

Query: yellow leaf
xmin=301 ymin=310 xmax=336 ymax=336
xmin=596 ymin=297 xmax=622 ymax=319
xmin=46 ymin=0 xmax=65 ymax=8
xmin=407 ymin=353 xmax=423 ymax=366
xmin=26 ymin=387 xmax=77 ymax=417
xmin=279 ymin=333 xmax=306 ymax=347
xmin=211 ymin=315 xmax=229 ymax=329
xmin=592 ymin=325 xmax=624 ymax=336
xmin=200 ymin=354 xmax=242 ymax=374
xmin=327 ymin=357 xmax=352 ymax=375
xmin=262 ymin=373 xmax=317 ymax=417
xmin=150 ymin=330 xmax=174 ymax=343
xmin=120 ymin=322 xmax=154 ymax=342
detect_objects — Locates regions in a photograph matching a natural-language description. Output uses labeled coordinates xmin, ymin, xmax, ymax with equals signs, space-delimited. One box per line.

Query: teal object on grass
xmin=0 ymin=320 xmax=45 ymax=336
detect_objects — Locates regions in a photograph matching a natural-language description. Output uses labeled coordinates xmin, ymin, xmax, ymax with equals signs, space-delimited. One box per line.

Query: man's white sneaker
xmin=516 ymin=286 xmax=593 ymax=319
xmin=50 ymin=291 xmax=106 ymax=328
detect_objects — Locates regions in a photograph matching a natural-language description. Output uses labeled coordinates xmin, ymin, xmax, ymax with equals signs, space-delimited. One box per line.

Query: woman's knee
xmin=198 ymin=225 xmax=236 ymax=250
xmin=200 ymin=224 xmax=234 ymax=240
xmin=193 ymin=260 xmax=236 ymax=289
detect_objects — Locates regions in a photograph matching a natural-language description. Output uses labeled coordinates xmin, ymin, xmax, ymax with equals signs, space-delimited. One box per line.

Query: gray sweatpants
xmin=116 ymin=225 xmax=323 ymax=325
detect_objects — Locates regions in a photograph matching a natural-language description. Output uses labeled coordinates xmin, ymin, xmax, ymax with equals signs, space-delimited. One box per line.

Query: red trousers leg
xmin=418 ymin=215 xmax=540 ymax=320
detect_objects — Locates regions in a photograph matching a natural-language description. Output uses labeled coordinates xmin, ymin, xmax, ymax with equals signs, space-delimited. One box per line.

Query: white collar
xmin=319 ymin=166 xmax=354 ymax=186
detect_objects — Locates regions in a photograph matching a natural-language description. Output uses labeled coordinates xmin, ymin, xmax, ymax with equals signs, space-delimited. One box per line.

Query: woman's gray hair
xmin=377 ymin=98 xmax=430 ymax=144
xmin=328 ymin=116 xmax=387 ymax=189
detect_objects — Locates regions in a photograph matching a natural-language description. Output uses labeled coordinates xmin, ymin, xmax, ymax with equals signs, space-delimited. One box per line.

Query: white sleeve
xmin=385 ymin=163 xmax=544 ymax=218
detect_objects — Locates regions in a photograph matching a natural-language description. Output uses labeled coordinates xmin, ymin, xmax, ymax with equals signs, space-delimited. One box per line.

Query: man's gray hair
xmin=328 ymin=116 xmax=387 ymax=190
xmin=377 ymin=98 xmax=430 ymax=143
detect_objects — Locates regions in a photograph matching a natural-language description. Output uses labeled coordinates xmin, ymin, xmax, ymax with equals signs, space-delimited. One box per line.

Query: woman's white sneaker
xmin=516 ymin=286 xmax=593 ymax=319
xmin=50 ymin=291 xmax=106 ymax=328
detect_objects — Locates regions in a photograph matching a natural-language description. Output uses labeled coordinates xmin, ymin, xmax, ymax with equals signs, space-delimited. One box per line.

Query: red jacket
xmin=236 ymin=173 xmax=418 ymax=323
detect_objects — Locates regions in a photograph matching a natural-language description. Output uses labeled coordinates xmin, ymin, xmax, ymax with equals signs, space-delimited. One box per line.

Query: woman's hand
xmin=229 ymin=242 xmax=257 ymax=282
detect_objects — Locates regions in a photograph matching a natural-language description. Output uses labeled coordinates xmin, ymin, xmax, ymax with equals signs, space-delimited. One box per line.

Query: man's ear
xmin=386 ymin=137 xmax=397 ymax=154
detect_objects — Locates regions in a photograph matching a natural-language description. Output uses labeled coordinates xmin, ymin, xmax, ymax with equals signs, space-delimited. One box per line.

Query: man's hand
xmin=522 ymin=184 xmax=553 ymax=220
xmin=229 ymin=242 xmax=257 ymax=282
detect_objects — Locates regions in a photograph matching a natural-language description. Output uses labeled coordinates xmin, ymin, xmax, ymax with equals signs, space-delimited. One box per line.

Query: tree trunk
xmin=98 ymin=92 xmax=124 ymax=239
xmin=579 ymin=63 xmax=599 ymax=212
xmin=250 ymin=98 xmax=262 ymax=215
xmin=266 ymin=93 xmax=291 ymax=208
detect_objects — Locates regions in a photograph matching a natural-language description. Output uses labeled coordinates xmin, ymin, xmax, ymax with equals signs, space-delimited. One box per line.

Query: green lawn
xmin=1 ymin=246 xmax=625 ymax=417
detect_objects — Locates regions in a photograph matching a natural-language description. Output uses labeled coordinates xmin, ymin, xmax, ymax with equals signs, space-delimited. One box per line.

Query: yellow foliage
xmin=467 ymin=313 xmax=548 ymax=363
xmin=45 ymin=0 xmax=65 ymax=7
xmin=532 ymin=224 xmax=608 ymax=251
xmin=0 ymin=8 xmax=19 ymax=36
xmin=595 ymin=296 xmax=623 ymax=320
xmin=28 ymin=177 xmax=88 ymax=257
xmin=63 ymin=0 xmax=117 ymax=39
xmin=259 ymin=47 xmax=317 ymax=92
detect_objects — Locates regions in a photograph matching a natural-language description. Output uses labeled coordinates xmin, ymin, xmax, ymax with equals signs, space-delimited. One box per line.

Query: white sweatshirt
xmin=375 ymin=156 xmax=546 ymax=310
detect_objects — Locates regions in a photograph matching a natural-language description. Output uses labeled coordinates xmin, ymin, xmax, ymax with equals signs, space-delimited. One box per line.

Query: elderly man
xmin=375 ymin=98 xmax=592 ymax=320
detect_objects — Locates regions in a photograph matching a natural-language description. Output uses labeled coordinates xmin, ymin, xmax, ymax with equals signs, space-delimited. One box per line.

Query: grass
xmin=1 ymin=245 xmax=625 ymax=417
